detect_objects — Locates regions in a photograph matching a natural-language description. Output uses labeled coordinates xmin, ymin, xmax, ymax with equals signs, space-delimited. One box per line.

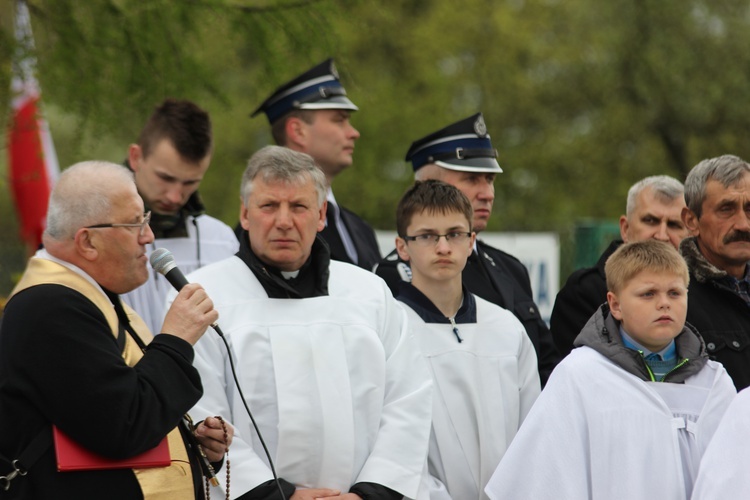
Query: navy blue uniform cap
xmin=405 ymin=113 xmax=502 ymax=173
xmin=251 ymin=58 xmax=359 ymax=124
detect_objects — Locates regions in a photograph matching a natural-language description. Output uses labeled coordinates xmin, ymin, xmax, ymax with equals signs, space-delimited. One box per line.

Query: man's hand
xmin=161 ymin=283 xmax=218 ymax=345
xmin=323 ymin=495 xmax=363 ymax=500
xmin=289 ymin=488 xmax=341 ymax=499
xmin=195 ymin=416 xmax=233 ymax=463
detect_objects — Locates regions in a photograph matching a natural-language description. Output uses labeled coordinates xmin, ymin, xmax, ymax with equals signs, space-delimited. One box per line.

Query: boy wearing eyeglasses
xmin=394 ymin=179 xmax=540 ymax=500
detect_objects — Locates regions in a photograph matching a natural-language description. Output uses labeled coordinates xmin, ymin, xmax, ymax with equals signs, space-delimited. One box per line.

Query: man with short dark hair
xmin=375 ymin=113 xmax=560 ymax=386
xmin=176 ymin=146 xmax=432 ymax=500
xmin=681 ymin=154 xmax=750 ymax=390
xmin=252 ymin=59 xmax=381 ymax=271
xmin=551 ymin=175 xmax=688 ymax=357
xmin=123 ymin=98 xmax=239 ymax=334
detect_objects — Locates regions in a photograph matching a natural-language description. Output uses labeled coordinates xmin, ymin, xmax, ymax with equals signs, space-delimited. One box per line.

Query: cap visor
xmin=299 ymin=96 xmax=359 ymax=112
xmin=435 ymin=158 xmax=502 ymax=173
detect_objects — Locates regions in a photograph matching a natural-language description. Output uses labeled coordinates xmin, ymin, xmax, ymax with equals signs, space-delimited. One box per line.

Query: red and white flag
xmin=7 ymin=0 xmax=60 ymax=252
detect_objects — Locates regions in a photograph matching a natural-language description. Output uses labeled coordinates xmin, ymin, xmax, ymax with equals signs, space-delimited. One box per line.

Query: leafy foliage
xmin=3 ymin=0 xmax=750 ymax=291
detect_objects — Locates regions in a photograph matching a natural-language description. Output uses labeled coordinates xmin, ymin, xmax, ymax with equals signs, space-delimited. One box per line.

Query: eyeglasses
xmin=85 ymin=211 xmax=152 ymax=236
xmin=403 ymin=231 xmax=472 ymax=247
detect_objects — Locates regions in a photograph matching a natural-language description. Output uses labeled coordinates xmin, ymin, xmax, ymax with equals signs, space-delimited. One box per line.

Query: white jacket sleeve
xmin=354 ymin=290 xmax=433 ymax=499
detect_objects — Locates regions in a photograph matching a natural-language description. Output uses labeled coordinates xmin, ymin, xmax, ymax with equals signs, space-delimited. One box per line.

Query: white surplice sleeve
xmin=354 ymin=287 xmax=433 ymax=499
xmin=691 ymin=388 xmax=750 ymax=499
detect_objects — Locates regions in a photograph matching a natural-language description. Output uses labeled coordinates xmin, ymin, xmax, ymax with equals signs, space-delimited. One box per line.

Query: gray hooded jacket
xmin=573 ymin=304 xmax=709 ymax=383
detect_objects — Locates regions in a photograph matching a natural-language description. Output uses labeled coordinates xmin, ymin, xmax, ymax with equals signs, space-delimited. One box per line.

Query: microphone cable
xmin=208 ymin=324 xmax=287 ymax=500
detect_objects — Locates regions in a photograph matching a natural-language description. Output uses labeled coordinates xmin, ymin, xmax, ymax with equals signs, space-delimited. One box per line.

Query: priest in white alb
xmin=170 ymin=146 xmax=432 ymax=500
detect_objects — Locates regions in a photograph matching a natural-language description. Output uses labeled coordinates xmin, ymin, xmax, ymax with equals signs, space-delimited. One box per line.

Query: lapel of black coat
xmin=475 ymin=241 xmax=515 ymax=308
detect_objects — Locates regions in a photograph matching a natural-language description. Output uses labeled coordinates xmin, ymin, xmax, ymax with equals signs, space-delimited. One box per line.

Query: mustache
xmin=723 ymin=231 xmax=750 ymax=244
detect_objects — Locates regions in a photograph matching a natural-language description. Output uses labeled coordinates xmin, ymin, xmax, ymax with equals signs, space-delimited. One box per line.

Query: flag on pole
xmin=7 ymin=0 xmax=60 ymax=252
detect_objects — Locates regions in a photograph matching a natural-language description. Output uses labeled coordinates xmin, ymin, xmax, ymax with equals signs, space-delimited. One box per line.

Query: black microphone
xmin=148 ymin=247 xmax=221 ymax=486
xmin=150 ymin=248 xmax=221 ymax=333
xmin=149 ymin=248 xmax=189 ymax=291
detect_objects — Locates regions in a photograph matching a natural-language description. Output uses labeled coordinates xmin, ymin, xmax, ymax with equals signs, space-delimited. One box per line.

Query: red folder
xmin=53 ymin=426 xmax=171 ymax=471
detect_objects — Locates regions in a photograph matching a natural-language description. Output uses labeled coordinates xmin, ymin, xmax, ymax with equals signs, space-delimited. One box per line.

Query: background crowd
xmin=3 ymin=0 xmax=750 ymax=294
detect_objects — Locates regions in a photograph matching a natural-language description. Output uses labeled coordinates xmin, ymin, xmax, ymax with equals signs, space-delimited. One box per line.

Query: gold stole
xmin=11 ymin=258 xmax=196 ymax=499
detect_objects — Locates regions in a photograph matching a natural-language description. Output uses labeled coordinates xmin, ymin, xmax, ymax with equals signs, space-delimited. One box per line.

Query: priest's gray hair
xmin=684 ymin=154 xmax=750 ymax=218
xmin=45 ymin=161 xmax=135 ymax=240
xmin=241 ymin=145 xmax=327 ymax=206
xmin=625 ymin=175 xmax=684 ymax=217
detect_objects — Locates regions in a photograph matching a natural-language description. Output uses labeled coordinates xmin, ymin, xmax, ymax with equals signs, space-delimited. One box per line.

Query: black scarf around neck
xmin=235 ymin=230 xmax=331 ymax=299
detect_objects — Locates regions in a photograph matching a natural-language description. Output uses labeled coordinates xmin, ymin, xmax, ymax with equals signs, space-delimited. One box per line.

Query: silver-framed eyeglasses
xmin=85 ymin=211 xmax=152 ymax=236
xmin=403 ymin=231 xmax=472 ymax=247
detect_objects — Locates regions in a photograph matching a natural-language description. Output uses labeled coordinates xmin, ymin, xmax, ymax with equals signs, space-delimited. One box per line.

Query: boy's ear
xmin=395 ymin=236 xmax=410 ymax=262
xmin=607 ymin=291 xmax=623 ymax=320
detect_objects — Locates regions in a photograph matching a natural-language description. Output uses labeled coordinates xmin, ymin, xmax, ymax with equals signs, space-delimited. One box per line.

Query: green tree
xmin=4 ymin=0 xmax=750 ymax=294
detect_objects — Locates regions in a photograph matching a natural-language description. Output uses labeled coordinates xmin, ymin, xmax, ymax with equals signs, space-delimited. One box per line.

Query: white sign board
xmin=375 ymin=231 xmax=559 ymax=324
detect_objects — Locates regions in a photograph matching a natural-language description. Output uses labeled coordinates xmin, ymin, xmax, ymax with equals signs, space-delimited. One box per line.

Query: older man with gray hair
xmin=551 ymin=174 xmax=688 ymax=357
xmin=0 ymin=161 xmax=228 ymax=499
xmin=681 ymin=154 xmax=750 ymax=390
xmin=174 ymin=146 xmax=432 ymax=500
